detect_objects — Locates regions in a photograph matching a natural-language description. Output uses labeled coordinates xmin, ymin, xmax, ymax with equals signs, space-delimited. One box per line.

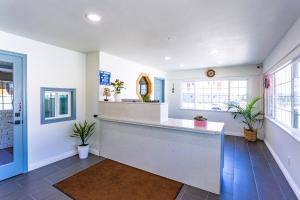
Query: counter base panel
xmin=99 ymin=119 xmax=224 ymax=194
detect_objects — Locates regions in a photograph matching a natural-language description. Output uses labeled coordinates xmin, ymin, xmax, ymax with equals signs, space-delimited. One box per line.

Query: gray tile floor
xmin=178 ymin=136 xmax=297 ymax=200
xmin=0 ymin=136 xmax=297 ymax=200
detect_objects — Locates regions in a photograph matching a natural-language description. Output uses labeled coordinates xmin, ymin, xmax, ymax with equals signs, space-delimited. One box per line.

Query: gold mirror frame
xmin=136 ymin=73 xmax=153 ymax=100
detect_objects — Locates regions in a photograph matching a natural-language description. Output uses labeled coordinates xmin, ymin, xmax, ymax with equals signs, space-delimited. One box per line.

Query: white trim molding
xmin=264 ymin=140 xmax=300 ymax=199
xmin=29 ymin=148 xmax=100 ymax=171
xmin=89 ymin=148 xmax=100 ymax=156
xmin=28 ymin=150 xmax=77 ymax=171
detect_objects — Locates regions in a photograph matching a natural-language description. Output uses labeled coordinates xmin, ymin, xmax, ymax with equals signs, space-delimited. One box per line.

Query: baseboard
xmin=89 ymin=148 xmax=100 ymax=156
xmin=264 ymin=140 xmax=300 ymax=199
xmin=225 ymin=131 xmax=264 ymax=140
xmin=28 ymin=150 xmax=77 ymax=171
xmin=224 ymin=131 xmax=243 ymax=137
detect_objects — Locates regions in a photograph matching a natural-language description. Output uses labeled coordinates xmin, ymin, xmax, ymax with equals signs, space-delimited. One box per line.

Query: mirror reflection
xmin=139 ymin=77 xmax=148 ymax=96
xmin=136 ymin=73 xmax=153 ymax=100
xmin=0 ymin=61 xmax=14 ymax=166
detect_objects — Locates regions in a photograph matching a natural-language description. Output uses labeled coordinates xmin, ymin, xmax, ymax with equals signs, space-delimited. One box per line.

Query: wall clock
xmin=207 ymin=69 xmax=215 ymax=77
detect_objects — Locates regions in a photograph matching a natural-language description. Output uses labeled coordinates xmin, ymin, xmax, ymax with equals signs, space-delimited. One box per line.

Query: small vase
xmin=194 ymin=120 xmax=207 ymax=127
xmin=244 ymin=129 xmax=257 ymax=142
xmin=114 ymin=93 xmax=122 ymax=102
xmin=78 ymin=145 xmax=89 ymax=159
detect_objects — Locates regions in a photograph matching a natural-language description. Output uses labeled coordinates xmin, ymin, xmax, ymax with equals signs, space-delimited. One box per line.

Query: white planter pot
xmin=114 ymin=93 xmax=122 ymax=102
xmin=78 ymin=145 xmax=89 ymax=159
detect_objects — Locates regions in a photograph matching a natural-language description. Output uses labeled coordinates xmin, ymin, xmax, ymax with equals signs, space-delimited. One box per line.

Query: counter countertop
xmin=99 ymin=101 xmax=167 ymax=105
xmin=97 ymin=115 xmax=224 ymax=135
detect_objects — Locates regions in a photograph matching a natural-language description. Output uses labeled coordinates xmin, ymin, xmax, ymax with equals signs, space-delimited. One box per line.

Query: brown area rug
xmin=54 ymin=159 xmax=183 ymax=200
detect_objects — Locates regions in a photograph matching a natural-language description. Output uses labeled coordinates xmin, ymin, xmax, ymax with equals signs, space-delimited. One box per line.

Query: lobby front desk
xmin=97 ymin=102 xmax=224 ymax=194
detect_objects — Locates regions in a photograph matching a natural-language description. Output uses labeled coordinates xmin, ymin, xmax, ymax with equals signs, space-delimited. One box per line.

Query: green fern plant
xmin=142 ymin=95 xmax=151 ymax=102
xmin=70 ymin=121 xmax=95 ymax=146
xmin=227 ymin=97 xmax=264 ymax=131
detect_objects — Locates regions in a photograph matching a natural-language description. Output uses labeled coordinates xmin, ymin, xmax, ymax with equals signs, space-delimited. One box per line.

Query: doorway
xmin=154 ymin=77 xmax=165 ymax=103
xmin=0 ymin=50 xmax=27 ymax=180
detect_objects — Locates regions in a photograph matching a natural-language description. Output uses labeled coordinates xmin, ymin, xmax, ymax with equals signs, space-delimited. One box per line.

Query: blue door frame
xmin=154 ymin=77 xmax=165 ymax=103
xmin=0 ymin=49 xmax=27 ymax=180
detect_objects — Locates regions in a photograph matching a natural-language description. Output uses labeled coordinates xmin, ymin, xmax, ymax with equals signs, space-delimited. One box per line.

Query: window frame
xmin=274 ymin=64 xmax=292 ymax=126
xmin=40 ymin=87 xmax=76 ymax=124
xmin=180 ymin=79 xmax=248 ymax=112
xmin=265 ymin=56 xmax=300 ymax=139
xmin=0 ymin=80 xmax=13 ymax=111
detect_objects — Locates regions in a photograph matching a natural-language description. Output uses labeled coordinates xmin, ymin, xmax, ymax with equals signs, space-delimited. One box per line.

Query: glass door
xmin=154 ymin=78 xmax=165 ymax=103
xmin=0 ymin=51 xmax=26 ymax=180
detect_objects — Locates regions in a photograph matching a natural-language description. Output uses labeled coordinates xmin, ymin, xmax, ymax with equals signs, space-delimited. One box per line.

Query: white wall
xmin=167 ymin=65 xmax=263 ymax=137
xmin=0 ymin=31 xmax=86 ymax=170
xmin=85 ymin=52 xmax=100 ymax=155
xmin=85 ymin=51 xmax=166 ymax=154
xmin=99 ymin=52 xmax=166 ymax=100
xmin=263 ymin=17 xmax=300 ymax=198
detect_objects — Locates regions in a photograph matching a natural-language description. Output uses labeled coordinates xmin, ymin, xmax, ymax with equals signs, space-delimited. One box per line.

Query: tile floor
xmin=0 ymin=136 xmax=297 ymax=200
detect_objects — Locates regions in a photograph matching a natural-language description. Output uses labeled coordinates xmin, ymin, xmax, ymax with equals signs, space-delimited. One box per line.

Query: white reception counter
xmin=97 ymin=101 xmax=224 ymax=194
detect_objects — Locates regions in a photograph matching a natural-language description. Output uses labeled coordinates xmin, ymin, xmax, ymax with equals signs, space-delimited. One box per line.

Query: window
xmin=230 ymin=80 xmax=247 ymax=108
xmin=266 ymin=57 xmax=300 ymax=131
xmin=182 ymin=82 xmax=195 ymax=109
xmin=41 ymin=88 xmax=76 ymax=124
xmin=0 ymin=81 xmax=13 ymax=110
xmin=293 ymin=61 xmax=300 ymax=129
xmin=275 ymin=65 xmax=292 ymax=126
xmin=266 ymin=75 xmax=274 ymax=117
xmin=181 ymin=80 xmax=247 ymax=111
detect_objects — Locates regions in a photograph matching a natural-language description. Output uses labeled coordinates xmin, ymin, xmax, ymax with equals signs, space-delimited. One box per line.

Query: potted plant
xmin=227 ymin=97 xmax=264 ymax=142
xmin=103 ymin=87 xmax=111 ymax=101
xmin=142 ymin=95 xmax=151 ymax=102
xmin=111 ymin=79 xmax=125 ymax=102
xmin=193 ymin=115 xmax=208 ymax=127
xmin=70 ymin=121 xmax=95 ymax=159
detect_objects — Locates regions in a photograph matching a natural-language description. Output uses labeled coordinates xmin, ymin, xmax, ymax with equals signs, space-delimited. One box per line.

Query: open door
xmin=154 ymin=77 xmax=165 ymax=103
xmin=0 ymin=50 xmax=27 ymax=180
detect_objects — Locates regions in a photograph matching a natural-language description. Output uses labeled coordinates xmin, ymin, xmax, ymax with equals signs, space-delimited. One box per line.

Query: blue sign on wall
xmin=99 ymin=71 xmax=111 ymax=86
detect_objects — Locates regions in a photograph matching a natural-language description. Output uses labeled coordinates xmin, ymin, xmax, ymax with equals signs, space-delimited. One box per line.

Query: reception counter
xmin=98 ymin=101 xmax=168 ymax=123
xmin=97 ymin=110 xmax=224 ymax=194
xmin=97 ymin=115 xmax=224 ymax=135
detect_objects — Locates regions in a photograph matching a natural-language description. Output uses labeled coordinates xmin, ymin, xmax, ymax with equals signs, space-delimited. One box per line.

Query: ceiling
xmin=0 ymin=0 xmax=299 ymax=71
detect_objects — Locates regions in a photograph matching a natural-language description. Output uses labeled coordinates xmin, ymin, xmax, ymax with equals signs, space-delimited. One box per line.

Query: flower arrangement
xmin=142 ymin=95 xmax=151 ymax=102
xmin=103 ymin=88 xmax=111 ymax=101
xmin=193 ymin=115 xmax=207 ymax=127
xmin=110 ymin=79 xmax=125 ymax=94
xmin=193 ymin=115 xmax=207 ymax=121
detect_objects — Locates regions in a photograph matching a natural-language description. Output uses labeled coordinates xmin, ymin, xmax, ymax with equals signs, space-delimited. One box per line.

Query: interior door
xmin=154 ymin=78 xmax=165 ymax=103
xmin=0 ymin=51 xmax=26 ymax=180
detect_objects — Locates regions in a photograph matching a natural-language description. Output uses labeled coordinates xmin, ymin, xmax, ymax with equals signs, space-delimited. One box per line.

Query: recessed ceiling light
xmin=86 ymin=13 xmax=101 ymax=22
xmin=210 ymin=50 xmax=218 ymax=55
xmin=180 ymin=64 xmax=185 ymax=67
xmin=165 ymin=56 xmax=171 ymax=60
